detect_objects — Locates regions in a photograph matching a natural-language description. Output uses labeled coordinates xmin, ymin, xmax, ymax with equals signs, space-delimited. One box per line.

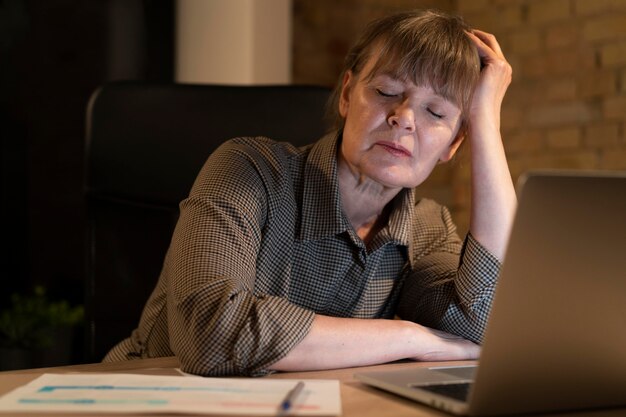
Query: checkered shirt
xmin=103 ymin=132 xmax=501 ymax=376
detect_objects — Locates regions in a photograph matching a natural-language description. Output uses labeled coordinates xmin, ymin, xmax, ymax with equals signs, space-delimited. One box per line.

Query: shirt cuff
xmin=245 ymin=301 xmax=316 ymax=377
xmin=455 ymin=233 xmax=501 ymax=310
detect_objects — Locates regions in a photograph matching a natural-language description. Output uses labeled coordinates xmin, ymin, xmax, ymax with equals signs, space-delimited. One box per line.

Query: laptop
xmin=355 ymin=171 xmax=626 ymax=416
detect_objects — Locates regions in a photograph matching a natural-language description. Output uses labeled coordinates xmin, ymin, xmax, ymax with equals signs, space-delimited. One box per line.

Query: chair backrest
xmin=84 ymin=82 xmax=332 ymax=362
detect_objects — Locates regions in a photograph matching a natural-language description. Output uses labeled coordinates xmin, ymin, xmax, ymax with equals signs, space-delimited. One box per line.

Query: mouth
xmin=375 ymin=141 xmax=412 ymax=157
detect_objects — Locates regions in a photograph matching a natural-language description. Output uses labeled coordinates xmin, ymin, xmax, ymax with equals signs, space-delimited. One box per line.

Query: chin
xmin=362 ymin=159 xmax=424 ymax=189
xmin=371 ymin=172 xmax=420 ymax=189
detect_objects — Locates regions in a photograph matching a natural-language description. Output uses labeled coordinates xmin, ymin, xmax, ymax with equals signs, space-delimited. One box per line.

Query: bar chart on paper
xmin=0 ymin=373 xmax=341 ymax=415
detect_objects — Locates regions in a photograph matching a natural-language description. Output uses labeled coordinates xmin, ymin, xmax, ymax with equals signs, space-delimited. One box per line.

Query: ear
xmin=439 ymin=127 xmax=466 ymax=163
xmin=338 ymin=70 xmax=354 ymax=118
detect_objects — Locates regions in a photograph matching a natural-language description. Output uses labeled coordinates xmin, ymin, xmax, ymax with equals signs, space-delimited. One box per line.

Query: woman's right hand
xmin=408 ymin=323 xmax=481 ymax=361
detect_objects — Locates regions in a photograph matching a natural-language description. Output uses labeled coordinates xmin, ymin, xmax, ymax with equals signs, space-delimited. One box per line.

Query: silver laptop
xmin=355 ymin=171 xmax=626 ymax=416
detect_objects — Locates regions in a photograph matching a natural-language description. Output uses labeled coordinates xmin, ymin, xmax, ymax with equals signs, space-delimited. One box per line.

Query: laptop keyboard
xmin=416 ymin=383 xmax=472 ymax=402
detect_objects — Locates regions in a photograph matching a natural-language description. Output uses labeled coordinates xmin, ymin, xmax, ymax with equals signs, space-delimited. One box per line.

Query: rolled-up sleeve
xmin=165 ymin=140 xmax=315 ymax=376
xmin=396 ymin=201 xmax=501 ymax=343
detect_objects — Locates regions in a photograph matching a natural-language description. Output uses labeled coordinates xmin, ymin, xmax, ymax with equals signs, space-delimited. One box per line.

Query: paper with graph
xmin=0 ymin=373 xmax=341 ymax=415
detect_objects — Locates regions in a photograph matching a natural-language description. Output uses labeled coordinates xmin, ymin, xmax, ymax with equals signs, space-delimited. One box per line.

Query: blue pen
xmin=279 ymin=381 xmax=305 ymax=414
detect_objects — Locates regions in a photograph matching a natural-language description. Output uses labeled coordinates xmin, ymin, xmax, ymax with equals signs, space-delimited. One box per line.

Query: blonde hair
xmin=328 ymin=9 xmax=481 ymax=130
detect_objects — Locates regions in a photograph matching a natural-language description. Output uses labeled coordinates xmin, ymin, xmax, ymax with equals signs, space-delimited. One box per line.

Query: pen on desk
xmin=279 ymin=381 xmax=305 ymax=414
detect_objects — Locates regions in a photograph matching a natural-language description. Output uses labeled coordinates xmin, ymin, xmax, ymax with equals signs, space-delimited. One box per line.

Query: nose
xmin=387 ymin=102 xmax=416 ymax=132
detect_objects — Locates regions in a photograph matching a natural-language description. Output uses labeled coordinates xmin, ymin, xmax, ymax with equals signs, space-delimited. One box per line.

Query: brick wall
xmin=293 ymin=0 xmax=626 ymax=235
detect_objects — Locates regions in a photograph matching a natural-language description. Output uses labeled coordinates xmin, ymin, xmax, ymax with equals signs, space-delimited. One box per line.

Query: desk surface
xmin=0 ymin=357 xmax=623 ymax=417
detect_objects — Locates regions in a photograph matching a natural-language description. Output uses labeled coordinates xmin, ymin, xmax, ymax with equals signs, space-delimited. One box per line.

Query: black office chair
xmin=84 ymin=82 xmax=332 ymax=362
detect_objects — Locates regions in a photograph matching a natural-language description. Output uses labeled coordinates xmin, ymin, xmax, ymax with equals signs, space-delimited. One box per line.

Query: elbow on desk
xmin=174 ymin=345 xmax=274 ymax=377
xmin=170 ymin=317 xmax=276 ymax=377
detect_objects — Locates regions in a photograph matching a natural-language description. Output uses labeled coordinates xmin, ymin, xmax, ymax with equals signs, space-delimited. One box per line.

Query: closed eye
xmin=376 ymin=89 xmax=398 ymax=98
xmin=427 ymin=108 xmax=444 ymax=119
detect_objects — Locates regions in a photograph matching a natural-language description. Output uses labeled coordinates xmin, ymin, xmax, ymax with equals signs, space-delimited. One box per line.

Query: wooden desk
xmin=0 ymin=357 xmax=623 ymax=417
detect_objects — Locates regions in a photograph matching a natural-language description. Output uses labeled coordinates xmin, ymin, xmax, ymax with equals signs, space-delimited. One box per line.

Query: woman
xmin=104 ymin=9 xmax=516 ymax=377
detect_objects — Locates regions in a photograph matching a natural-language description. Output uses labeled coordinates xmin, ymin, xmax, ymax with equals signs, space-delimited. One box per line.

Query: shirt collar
xmin=299 ymin=131 xmax=351 ymax=241
xmin=384 ymin=188 xmax=414 ymax=248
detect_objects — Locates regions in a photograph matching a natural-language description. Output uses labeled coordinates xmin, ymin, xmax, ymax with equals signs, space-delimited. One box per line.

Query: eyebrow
xmin=368 ymin=70 xmax=406 ymax=83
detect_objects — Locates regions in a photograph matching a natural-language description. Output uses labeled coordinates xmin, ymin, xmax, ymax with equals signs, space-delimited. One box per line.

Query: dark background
xmin=1 ymin=0 xmax=174 ymax=362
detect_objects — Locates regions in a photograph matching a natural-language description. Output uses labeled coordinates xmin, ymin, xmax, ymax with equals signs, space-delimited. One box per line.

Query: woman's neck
xmin=337 ymin=157 xmax=401 ymax=242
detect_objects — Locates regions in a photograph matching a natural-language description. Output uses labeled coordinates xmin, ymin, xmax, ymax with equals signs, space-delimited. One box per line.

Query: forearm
xmin=270 ymin=314 xmax=479 ymax=372
xmin=468 ymin=118 xmax=516 ymax=261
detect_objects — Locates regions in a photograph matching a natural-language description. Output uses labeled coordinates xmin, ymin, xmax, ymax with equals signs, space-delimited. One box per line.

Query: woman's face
xmin=339 ymin=53 xmax=464 ymax=190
